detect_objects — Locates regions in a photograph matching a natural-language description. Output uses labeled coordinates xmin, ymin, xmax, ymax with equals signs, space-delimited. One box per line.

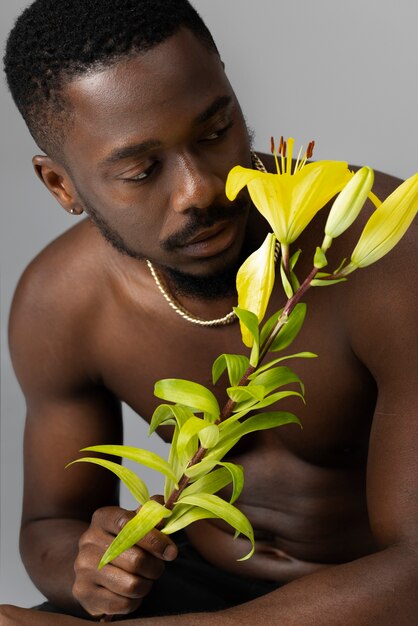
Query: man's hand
xmin=73 ymin=506 xmax=177 ymax=618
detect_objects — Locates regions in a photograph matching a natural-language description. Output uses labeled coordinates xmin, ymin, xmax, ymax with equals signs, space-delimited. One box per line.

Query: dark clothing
xmin=34 ymin=531 xmax=281 ymax=620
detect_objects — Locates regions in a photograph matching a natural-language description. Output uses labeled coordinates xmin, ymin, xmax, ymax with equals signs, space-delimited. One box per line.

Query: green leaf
xmin=162 ymin=505 xmax=218 ymax=535
xmin=164 ymin=426 xmax=182 ymax=502
xmin=203 ymin=438 xmax=242 ymax=467
xmin=333 ymin=258 xmax=347 ymax=274
xmin=280 ymin=260 xmax=294 ymax=298
xmin=249 ymin=389 xmax=304 ymax=410
xmin=235 ymin=411 xmax=301 ymax=438
xmin=212 ymin=354 xmax=250 ymax=386
xmin=313 ymin=247 xmax=328 ymax=269
xmin=289 ymin=249 xmax=302 ymax=270
xmin=311 ymin=277 xmax=348 ymax=287
xmin=149 ymin=404 xmax=176 ymax=435
xmin=82 ymin=445 xmax=178 ymax=486
xmin=290 ymin=270 xmax=300 ymax=293
xmin=176 ymin=417 xmax=206 ymax=464
xmin=198 ymin=424 xmax=220 ymax=449
xmin=249 ymin=366 xmax=304 ymax=395
xmin=250 ymin=351 xmax=317 ymax=376
xmin=227 ymin=384 xmax=266 ymax=403
xmin=181 ymin=467 xmax=233 ymax=499
xmin=233 ymin=307 xmax=260 ymax=365
xmin=269 ymin=303 xmax=307 ymax=352
xmin=260 ymin=308 xmax=283 ymax=345
xmin=154 ymin=379 xmax=220 ymax=421
xmin=184 ymin=457 xmax=218 ymax=480
xmin=98 ymin=500 xmax=171 ymax=569
xmin=178 ymin=494 xmax=254 ymax=560
xmin=68 ymin=458 xmax=150 ymax=505
xmin=208 ymin=409 xmax=300 ymax=467
xmin=149 ymin=403 xmax=196 ymax=435
xmin=181 ymin=462 xmax=243 ymax=504
xmin=218 ymin=462 xmax=244 ymax=504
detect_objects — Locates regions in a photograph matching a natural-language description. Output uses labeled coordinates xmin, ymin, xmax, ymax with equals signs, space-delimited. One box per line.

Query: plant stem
xmin=259 ymin=265 xmax=318 ymax=361
xmin=105 ymin=263 xmax=320 ymax=622
xmin=160 ymin=264 xmax=319 ymax=515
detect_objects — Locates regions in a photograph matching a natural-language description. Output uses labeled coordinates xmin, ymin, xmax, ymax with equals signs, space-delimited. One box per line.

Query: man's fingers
xmin=111 ymin=546 xmax=166 ymax=579
xmin=90 ymin=506 xmax=177 ymax=561
xmin=137 ymin=527 xmax=178 ymax=561
xmin=95 ymin=564 xmax=154 ymax=600
xmin=90 ymin=506 xmax=136 ymax=535
xmin=81 ymin=585 xmax=143 ymax=618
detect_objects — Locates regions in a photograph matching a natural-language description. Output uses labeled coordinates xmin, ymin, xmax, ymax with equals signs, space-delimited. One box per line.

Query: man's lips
xmin=181 ymin=221 xmax=231 ymax=246
xmin=177 ymin=220 xmax=241 ymax=259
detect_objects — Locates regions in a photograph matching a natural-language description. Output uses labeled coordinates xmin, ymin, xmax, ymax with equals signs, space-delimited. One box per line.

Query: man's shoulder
xmin=9 ymin=219 xmax=111 ymax=358
xmin=12 ymin=219 xmax=105 ymax=315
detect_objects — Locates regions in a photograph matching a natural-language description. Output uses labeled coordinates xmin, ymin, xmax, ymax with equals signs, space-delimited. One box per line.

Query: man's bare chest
xmin=91 ymin=284 xmax=377 ymax=469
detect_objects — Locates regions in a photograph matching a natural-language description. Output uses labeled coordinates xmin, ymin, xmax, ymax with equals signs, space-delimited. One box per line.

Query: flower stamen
xmin=307 ymin=141 xmax=315 ymax=159
xmin=286 ymin=137 xmax=295 ymax=174
xmin=294 ymin=145 xmax=304 ymax=174
xmin=296 ymin=140 xmax=315 ymax=173
xmin=271 ymin=136 xmax=281 ymax=174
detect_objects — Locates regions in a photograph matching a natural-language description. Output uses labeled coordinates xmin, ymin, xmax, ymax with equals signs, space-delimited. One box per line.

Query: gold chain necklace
xmin=146 ymin=151 xmax=270 ymax=327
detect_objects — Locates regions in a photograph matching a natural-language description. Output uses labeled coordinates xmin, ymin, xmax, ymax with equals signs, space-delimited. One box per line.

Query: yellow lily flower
xmin=226 ymin=137 xmax=352 ymax=245
xmin=236 ymin=233 xmax=277 ymax=347
xmin=342 ymin=173 xmax=418 ymax=273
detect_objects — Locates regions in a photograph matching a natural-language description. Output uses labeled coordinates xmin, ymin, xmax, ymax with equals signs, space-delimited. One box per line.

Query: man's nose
xmin=169 ymin=154 xmax=225 ymax=213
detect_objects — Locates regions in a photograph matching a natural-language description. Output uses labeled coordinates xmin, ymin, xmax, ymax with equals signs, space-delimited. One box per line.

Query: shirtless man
xmin=1 ymin=0 xmax=417 ymax=624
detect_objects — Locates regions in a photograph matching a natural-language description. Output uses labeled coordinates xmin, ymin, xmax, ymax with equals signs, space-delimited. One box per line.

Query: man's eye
xmin=201 ymin=120 xmax=234 ymax=142
xmin=121 ymin=162 xmax=158 ymax=183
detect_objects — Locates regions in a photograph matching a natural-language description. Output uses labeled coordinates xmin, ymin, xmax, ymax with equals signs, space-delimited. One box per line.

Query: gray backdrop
xmin=1 ymin=0 xmax=417 ymax=607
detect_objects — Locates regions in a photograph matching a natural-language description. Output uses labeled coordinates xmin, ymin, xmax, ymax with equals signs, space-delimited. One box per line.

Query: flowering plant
xmin=69 ymin=138 xmax=417 ymax=568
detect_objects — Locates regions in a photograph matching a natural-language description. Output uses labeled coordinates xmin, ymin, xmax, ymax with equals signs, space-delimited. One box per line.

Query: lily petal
xmin=287 ymin=161 xmax=352 ymax=242
xmin=226 ymin=160 xmax=351 ymax=244
xmin=236 ymin=233 xmax=277 ymax=347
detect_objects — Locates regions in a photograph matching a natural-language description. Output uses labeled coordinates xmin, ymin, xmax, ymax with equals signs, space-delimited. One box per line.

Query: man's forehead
xmin=62 ymin=29 xmax=233 ymax=158
xmin=65 ymin=28 xmax=226 ymax=118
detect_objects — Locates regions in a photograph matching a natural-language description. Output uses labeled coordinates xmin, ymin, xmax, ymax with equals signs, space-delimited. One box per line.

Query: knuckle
xmin=134 ymin=578 xmax=153 ymax=599
xmin=140 ymin=529 xmax=166 ymax=553
xmin=129 ymin=549 xmax=144 ymax=572
xmin=91 ymin=507 xmax=105 ymax=525
xmin=77 ymin=530 xmax=93 ymax=550
xmin=72 ymin=578 xmax=87 ymax=603
xmin=125 ymin=576 xmax=143 ymax=597
xmin=105 ymin=597 xmax=142 ymax=616
xmin=115 ymin=511 xmax=133 ymax=532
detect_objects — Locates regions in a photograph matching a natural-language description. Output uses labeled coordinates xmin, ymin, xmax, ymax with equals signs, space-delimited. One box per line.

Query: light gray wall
xmin=1 ymin=0 xmax=417 ymax=607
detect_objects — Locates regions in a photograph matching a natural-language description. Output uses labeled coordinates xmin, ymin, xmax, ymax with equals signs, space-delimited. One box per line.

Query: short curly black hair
xmin=4 ymin=0 xmax=218 ymax=159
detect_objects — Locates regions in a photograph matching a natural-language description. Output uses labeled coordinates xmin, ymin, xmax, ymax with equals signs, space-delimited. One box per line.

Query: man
xmin=1 ymin=0 xmax=417 ymax=624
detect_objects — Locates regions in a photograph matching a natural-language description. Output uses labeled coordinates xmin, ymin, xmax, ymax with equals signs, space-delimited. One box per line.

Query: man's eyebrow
xmin=100 ymin=139 xmax=162 ymax=167
xmin=194 ymin=95 xmax=233 ymax=126
xmin=99 ymin=96 xmax=233 ymax=167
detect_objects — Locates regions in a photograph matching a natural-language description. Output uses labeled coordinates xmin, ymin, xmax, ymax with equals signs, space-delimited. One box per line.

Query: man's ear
xmin=32 ymin=155 xmax=84 ymax=215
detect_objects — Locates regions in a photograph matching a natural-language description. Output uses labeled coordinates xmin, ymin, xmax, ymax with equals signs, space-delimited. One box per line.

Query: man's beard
xmin=79 ymin=194 xmax=251 ymax=300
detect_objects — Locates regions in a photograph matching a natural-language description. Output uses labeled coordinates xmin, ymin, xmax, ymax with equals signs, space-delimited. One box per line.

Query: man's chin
xmin=162 ymin=259 xmax=240 ymax=300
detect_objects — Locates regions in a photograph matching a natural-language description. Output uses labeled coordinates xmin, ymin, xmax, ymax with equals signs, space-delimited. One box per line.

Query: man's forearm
xmin=12 ymin=543 xmax=417 ymax=625
xmin=20 ymin=518 xmax=88 ymax=613
xmin=117 ymin=544 xmax=418 ymax=626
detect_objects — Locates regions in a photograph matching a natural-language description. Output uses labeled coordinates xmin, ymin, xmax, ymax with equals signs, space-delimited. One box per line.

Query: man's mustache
xmin=162 ymin=198 xmax=248 ymax=251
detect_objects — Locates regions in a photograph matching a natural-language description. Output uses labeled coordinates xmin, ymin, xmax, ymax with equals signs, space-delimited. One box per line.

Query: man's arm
xmin=8 ymin=257 xmax=176 ymax=619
